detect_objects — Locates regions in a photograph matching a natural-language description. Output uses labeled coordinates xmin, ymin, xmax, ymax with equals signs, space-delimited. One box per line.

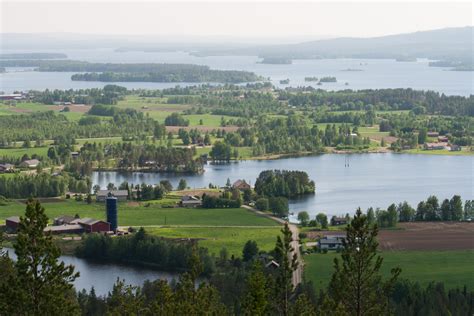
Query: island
xmin=258 ymin=57 xmax=292 ymax=64
xmin=319 ymin=76 xmax=337 ymax=83
xmin=279 ymin=79 xmax=290 ymax=84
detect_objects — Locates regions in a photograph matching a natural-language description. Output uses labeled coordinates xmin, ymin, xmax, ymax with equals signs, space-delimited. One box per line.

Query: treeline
xmin=254 ymin=169 xmax=315 ymax=198
xmin=0 ymin=53 xmax=67 ymax=59
xmin=31 ymin=85 xmax=128 ymax=105
xmin=282 ymin=88 xmax=474 ymax=116
xmin=0 ymin=172 xmax=90 ymax=198
xmin=363 ymin=195 xmax=472 ymax=228
xmin=0 ymin=110 xmax=161 ymax=143
xmin=76 ymin=228 xmax=215 ymax=275
xmin=75 ymin=142 xmax=202 ymax=173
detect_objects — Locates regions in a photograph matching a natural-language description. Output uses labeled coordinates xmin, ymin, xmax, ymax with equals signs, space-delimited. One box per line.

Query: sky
xmin=0 ymin=1 xmax=473 ymax=40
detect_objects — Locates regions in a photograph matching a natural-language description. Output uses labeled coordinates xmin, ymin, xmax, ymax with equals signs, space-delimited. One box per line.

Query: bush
xmin=255 ymin=198 xmax=269 ymax=211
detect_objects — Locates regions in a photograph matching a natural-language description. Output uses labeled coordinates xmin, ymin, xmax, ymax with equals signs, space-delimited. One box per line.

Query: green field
xmin=0 ymin=200 xmax=279 ymax=227
xmin=147 ymin=226 xmax=281 ymax=257
xmin=304 ymin=250 xmax=474 ymax=290
xmin=0 ymin=146 xmax=49 ymax=158
xmin=405 ymin=148 xmax=473 ymax=156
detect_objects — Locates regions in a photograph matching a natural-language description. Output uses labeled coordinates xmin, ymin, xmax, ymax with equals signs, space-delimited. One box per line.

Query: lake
xmin=5 ymin=249 xmax=181 ymax=296
xmin=1 ymin=49 xmax=472 ymax=96
xmin=92 ymin=153 xmax=473 ymax=219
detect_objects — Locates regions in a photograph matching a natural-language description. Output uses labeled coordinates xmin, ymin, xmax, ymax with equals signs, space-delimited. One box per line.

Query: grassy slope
xmin=147 ymin=226 xmax=281 ymax=257
xmin=0 ymin=200 xmax=278 ymax=227
xmin=304 ymin=250 xmax=474 ymax=290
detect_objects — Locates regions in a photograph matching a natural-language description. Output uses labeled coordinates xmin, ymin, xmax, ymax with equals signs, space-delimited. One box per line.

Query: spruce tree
xmin=242 ymin=262 xmax=269 ymax=316
xmin=1 ymin=199 xmax=80 ymax=315
xmin=274 ymin=222 xmax=298 ymax=316
xmin=329 ymin=208 xmax=401 ymax=316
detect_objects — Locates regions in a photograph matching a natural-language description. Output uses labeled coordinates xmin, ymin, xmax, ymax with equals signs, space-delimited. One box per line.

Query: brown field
xmin=308 ymin=222 xmax=474 ymax=251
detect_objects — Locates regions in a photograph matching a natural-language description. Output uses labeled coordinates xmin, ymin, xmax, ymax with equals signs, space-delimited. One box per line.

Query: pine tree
xmin=274 ymin=222 xmax=298 ymax=316
xmin=329 ymin=208 xmax=401 ymax=316
xmin=0 ymin=199 xmax=80 ymax=315
xmin=242 ymin=262 xmax=269 ymax=316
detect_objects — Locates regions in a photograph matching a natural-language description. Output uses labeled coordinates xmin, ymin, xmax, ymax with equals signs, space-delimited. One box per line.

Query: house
xmin=427 ymin=131 xmax=439 ymax=137
xmin=318 ymin=235 xmax=345 ymax=250
xmin=180 ymin=195 xmax=202 ymax=207
xmin=265 ymin=260 xmax=280 ymax=269
xmin=96 ymin=190 xmax=128 ymax=202
xmin=71 ymin=152 xmax=80 ymax=159
xmin=232 ymin=179 xmax=251 ymax=191
xmin=53 ymin=215 xmax=77 ymax=226
xmin=438 ymin=136 xmax=449 ymax=142
xmin=20 ymin=159 xmax=40 ymax=168
xmin=330 ymin=217 xmax=347 ymax=226
xmin=0 ymin=93 xmax=24 ymax=101
xmin=450 ymin=144 xmax=462 ymax=152
xmin=71 ymin=218 xmax=111 ymax=233
xmin=44 ymin=224 xmax=84 ymax=235
xmin=0 ymin=163 xmax=14 ymax=173
xmin=5 ymin=216 xmax=20 ymax=233
xmin=424 ymin=142 xmax=448 ymax=150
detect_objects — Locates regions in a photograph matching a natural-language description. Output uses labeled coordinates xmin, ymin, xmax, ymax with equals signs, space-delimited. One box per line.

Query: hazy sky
xmin=1 ymin=1 xmax=472 ymax=40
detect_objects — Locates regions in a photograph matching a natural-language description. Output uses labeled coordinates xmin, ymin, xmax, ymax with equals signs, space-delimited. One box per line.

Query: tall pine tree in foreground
xmin=328 ymin=208 xmax=401 ymax=316
xmin=274 ymin=222 xmax=298 ymax=316
xmin=0 ymin=199 xmax=80 ymax=315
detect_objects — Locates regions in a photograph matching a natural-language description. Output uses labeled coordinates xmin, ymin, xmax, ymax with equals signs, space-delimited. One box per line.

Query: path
xmin=242 ymin=205 xmax=303 ymax=288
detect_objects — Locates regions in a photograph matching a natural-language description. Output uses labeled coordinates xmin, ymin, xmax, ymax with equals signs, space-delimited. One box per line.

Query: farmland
xmin=304 ymin=250 xmax=474 ymax=290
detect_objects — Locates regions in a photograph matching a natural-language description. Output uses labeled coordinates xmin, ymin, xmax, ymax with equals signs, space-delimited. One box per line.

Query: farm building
xmin=96 ymin=190 xmax=128 ymax=202
xmin=5 ymin=216 xmax=20 ymax=233
xmin=450 ymin=144 xmax=461 ymax=151
xmin=232 ymin=179 xmax=251 ymax=191
xmin=0 ymin=163 xmax=14 ymax=173
xmin=424 ymin=142 xmax=448 ymax=150
xmin=43 ymin=224 xmax=84 ymax=235
xmin=330 ymin=217 xmax=348 ymax=226
xmin=70 ymin=218 xmax=111 ymax=233
xmin=20 ymin=159 xmax=40 ymax=168
xmin=180 ymin=195 xmax=202 ymax=207
xmin=427 ymin=131 xmax=439 ymax=137
xmin=53 ymin=215 xmax=77 ymax=226
xmin=318 ymin=235 xmax=345 ymax=250
xmin=438 ymin=136 xmax=449 ymax=142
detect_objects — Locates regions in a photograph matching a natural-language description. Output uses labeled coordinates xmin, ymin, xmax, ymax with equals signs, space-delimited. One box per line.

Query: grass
xmin=304 ymin=250 xmax=474 ymax=290
xmin=0 ymin=200 xmax=279 ymax=227
xmin=147 ymin=226 xmax=282 ymax=257
xmin=405 ymin=148 xmax=473 ymax=156
xmin=0 ymin=146 xmax=49 ymax=158
xmin=183 ymin=114 xmax=235 ymax=127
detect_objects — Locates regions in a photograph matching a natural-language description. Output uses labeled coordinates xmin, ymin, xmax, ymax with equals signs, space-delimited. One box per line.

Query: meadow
xmin=304 ymin=250 xmax=474 ymax=290
xmin=0 ymin=199 xmax=279 ymax=227
xmin=147 ymin=226 xmax=282 ymax=257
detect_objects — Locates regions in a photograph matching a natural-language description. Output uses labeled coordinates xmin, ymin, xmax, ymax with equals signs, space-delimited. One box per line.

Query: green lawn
xmin=405 ymin=148 xmax=473 ymax=156
xmin=304 ymin=250 xmax=474 ymax=290
xmin=0 ymin=200 xmax=279 ymax=227
xmin=183 ymin=114 xmax=235 ymax=127
xmin=147 ymin=226 xmax=282 ymax=257
xmin=0 ymin=146 xmax=49 ymax=158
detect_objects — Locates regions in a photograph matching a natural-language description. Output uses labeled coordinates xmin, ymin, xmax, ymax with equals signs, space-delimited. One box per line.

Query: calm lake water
xmin=92 ymin=154 xmax=473 ymax=219
xmin=5 ymin=249 xmax=180 ymax=296
xmin=1 ymin=49 xmax=472 ymax=96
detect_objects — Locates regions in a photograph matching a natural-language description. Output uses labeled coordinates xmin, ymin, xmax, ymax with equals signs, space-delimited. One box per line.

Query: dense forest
xmin=254 ymin=170 xmax=315 ymax=198
xmin=0 ymin=172 xmax=90 ymax=198
xmin=76 ymin=228 xmax=215 ymax=275
xmin=0 ymin=60 xmax=261 ymax=83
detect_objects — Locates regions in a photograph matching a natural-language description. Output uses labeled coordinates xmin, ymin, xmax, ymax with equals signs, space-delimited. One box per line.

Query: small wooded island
xmin=258 ymin=57 xmax=292 ymax=64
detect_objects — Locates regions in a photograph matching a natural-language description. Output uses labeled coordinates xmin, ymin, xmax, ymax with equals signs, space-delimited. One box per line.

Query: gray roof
xmin=97 ymin=190 xmax=128 ymax=197
xmin=6 ymin=216 xmax=20 ymax=223
xmin=44 ymin=224 xmax=83 ymax=232
xmin=71 ymin=217 xmax=104 ymax=226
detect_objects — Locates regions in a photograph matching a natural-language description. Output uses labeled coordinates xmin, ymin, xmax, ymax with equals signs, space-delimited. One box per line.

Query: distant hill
xmin=196 ymin=27 xmax=474 ymax=66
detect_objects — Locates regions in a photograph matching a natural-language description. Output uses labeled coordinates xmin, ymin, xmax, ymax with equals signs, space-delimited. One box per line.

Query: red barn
xmin=71 ymin=218 xmax=111 ymax=233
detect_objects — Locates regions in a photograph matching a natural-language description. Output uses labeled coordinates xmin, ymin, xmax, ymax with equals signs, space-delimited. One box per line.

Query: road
xmin=242 ymin=205 xmax=303 ymax=288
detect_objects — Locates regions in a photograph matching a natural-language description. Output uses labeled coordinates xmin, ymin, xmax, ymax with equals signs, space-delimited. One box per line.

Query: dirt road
xmin=242 ymin=205 xmax=303 ymax=288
